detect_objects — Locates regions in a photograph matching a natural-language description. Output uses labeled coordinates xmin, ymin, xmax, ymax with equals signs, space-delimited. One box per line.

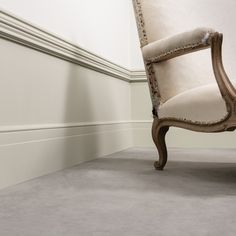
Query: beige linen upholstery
xmin=158 ymin=83 xmax=230 ymax=123
xmin=142 ymin=28 xmax=215 ymax=62
xmin=138 ymin=0 xmax=236 ymax=104
xmin=152 ymin=54 xmax=215 ymax=102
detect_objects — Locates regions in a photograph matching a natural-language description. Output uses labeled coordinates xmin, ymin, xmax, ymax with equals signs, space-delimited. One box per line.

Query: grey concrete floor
xmin=1 ymin=148 xmax=236 ymax=236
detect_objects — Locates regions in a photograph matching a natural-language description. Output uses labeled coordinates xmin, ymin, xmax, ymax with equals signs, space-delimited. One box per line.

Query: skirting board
xmin=0 ymin=122 xmax=133 ymax=190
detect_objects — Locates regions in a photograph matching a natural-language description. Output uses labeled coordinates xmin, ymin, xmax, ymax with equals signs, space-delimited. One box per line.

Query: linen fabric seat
xmin=159 ymin=83 xmax=229 ymax=123
xmin=132 ymin=0 xmax=236 ymax=170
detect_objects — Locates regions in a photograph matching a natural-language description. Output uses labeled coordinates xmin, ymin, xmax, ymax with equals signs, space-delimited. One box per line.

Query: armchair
xmin=132 ymin=0 xmax=236 ymax=170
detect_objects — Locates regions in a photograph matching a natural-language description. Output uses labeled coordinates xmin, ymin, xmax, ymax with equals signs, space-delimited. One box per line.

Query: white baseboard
xmin=0 ymin=123 xmax=133 ymax=189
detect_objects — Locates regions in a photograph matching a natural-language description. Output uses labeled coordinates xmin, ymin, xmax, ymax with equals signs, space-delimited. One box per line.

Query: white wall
xmin=0 ymin=0 xmax=145 ymax=70
xmin=0 ymin=2 xmax=137 ymax=190
xmin=1 ymin=39 xmax=131 ymax=126
xmin=129 ymin=2 xmax=145 ymax=70
xmin=0 ymin=38 xmax=133 ymax=189
xmin=0 ymin=0 xmax=132 ymax=69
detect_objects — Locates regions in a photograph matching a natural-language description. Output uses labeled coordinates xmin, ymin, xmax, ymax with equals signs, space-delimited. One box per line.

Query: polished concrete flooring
xmin=1 ymin=148 xmax=236 ymax=236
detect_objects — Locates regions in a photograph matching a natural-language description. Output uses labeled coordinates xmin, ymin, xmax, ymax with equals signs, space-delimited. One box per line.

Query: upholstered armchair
xmin=132 ymin=0 xmax=236 ymax=170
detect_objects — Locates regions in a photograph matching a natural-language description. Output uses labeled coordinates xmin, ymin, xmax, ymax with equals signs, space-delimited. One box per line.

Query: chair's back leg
xmin=152 ymin=118 xmax=169 ymax=170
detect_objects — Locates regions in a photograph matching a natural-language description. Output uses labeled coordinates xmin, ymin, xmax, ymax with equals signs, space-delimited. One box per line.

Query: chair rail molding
xmin=0 ymin=9 xmax=147 ymax=83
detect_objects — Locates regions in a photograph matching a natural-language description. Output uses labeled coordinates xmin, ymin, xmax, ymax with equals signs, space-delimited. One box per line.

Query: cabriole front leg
xmin=152 ymin=118 xmax=169 ymax=170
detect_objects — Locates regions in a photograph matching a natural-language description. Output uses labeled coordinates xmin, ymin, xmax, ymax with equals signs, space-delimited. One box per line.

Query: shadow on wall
xmin=61 ymin=62 xmax=131 ymax=168
xmin=61 ymin=63 xmax=98 ymax=168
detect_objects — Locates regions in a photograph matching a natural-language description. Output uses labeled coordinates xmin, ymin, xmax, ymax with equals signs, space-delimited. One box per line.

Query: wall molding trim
xmin=0 ymin=9 xmax=147 ymax=83
xmin=130 ymin=70 xmax=147 ymax=82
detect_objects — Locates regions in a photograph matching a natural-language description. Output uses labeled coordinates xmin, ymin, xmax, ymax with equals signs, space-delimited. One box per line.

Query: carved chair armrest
xmin=142 ymin=28 xmax=236 ymax=111
xmin=211 ymin=33 xmax=236 ymax=103
xmin=142 ymin=27 xmax=215 ymax=63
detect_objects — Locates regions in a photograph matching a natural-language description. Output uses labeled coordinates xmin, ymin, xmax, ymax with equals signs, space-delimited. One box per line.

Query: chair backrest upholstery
xmin=133 ymin=0 xmax=236 ymax=103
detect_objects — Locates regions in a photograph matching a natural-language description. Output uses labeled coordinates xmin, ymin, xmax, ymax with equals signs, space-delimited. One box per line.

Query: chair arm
xmin=142 ymin=27 xmax=215 ymax=63
xmin=211 ymin=33 xmax=236 ymax=102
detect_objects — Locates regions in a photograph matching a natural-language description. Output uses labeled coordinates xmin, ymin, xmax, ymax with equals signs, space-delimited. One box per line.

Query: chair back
xmin=132 ymin=0 xmax=236 ymax=103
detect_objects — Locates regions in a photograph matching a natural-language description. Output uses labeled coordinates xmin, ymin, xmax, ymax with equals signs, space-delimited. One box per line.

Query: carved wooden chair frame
xmin=133 ymin=0 xmax=236 ymax=170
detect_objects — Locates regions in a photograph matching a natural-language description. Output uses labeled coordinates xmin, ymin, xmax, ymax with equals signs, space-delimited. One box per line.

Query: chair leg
xmin=152 ymin=119 xmax=169 ymax=170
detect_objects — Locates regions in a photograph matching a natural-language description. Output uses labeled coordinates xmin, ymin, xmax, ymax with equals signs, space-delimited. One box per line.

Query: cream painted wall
xmin=0 ymin=0 xmax=145 ymax=70
xmin=0 ymin=38 xmax=133 ymax=189
xmin=0 ymin=2 xmax=136 ymax=189
xmin=0 ymin=0 xmax=131 ymax=68
xmin=1 ymin=39 xmax=131 ymax=126
xmin=131 ymin=82 xmax=152 ymax=121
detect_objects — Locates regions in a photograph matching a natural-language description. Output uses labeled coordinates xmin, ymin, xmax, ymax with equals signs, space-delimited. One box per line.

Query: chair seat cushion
xmin=158 ymin=83 xmax=230 ymax=123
